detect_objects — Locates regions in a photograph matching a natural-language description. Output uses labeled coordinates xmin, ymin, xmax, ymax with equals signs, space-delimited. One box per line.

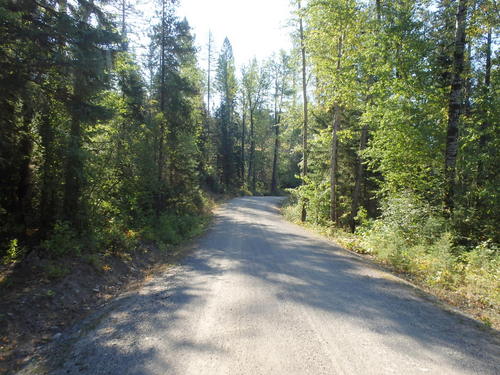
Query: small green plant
xmin=2 ymin=238 xmax=25 ymax=264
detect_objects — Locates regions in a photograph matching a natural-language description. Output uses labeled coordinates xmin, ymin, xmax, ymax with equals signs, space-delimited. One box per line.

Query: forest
xmin=0 ymin=0 xmax=498 ymax=324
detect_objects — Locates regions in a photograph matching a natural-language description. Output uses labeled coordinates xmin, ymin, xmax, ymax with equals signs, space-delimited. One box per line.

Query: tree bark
xmin=298 ymin=0 xmax=308 ymax=222
xmin=271 ymin=76 xmax=281 ymax=194
xmin=121 ymin=0 xmax=127 ymax=50
xmin=241 ymin=108 xmax=246 ymax=185
xmin=271 ymin=123 xmax=279 ymax=194
xmin=350 ymin=126 xmax=368 ymax=232
xmin=477 ymin=27 xmax=492 ymax=182
xmin=479 ymin=27 xmax=491 ymax=150
xmin=156 ymin=0 xmax=167 ymax=215
xmin=247 ymin=105 xmax=255 ymax=192
xmin=207 ymin=31 xmax=212 ymax=118
xmin=444 ymin=0 xmax=468 ymax=214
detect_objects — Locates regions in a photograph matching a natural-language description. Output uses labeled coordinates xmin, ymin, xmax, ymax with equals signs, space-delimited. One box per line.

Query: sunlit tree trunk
xmin=248 ymin=104 xmax=256 ymax=192
xmin=271 ymin=119 xmax=280 ymax=194
xmin=298 ymin=0 xmax=308 ymax=222
xmin=241 ymin=105 xmax=246 ymax=185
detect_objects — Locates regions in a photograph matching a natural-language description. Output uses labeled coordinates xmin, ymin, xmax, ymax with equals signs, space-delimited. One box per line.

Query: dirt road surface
xmin=20 ymin=197 xmax=500 ymax=374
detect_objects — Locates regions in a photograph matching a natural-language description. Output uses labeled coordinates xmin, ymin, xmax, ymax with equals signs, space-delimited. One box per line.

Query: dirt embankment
xmin=0 ymin=241 xmax=198 ymax=374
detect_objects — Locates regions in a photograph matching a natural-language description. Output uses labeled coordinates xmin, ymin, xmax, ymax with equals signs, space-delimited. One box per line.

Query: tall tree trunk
xmin=40 ymin=110 xmax=56 ymax=237
xmin=298 ymin=0 xmax=308 ymax=222
xmin=156 ymin=0 xmax=167 ymax=215
xmin=350 ymin=126 xmax=368 ymax=232
xmin=241 ymin=109 xmax=246 ymax=185
xmin=330 ymin=104 xmax=340 ymax=223
xmin=18 ymin=99 xmax=34 ymax=235
xmin=207 ymin=31 xmax=212 ymax=118
xmin=63 ymin=96 xmax=83 ymax=229
xmin=437 ymin=0 xmax=457 ymax=89
xmin=252 ymin=158 xmax=256 ymax=193
xmin=330 ymin=35 xmax=343 ymax=224
xmin=479 ymin=28 xmax=491 ymax=149
xmin=271 ymin=123 xmax=279 ymax=194
xmin=463 ymin=0 xmax=475 ymax=117
xmin=444 ymin=0 xmax=468 ymax=214
xmin=63 ymin=2 xmax=92 ymax=230
xmin=121 ymin=0 xmax=127 ymax=50
xmin=248 ymin=108 xmax=256 ymax=192
xmin=271 ymin=81 xmax=280 ymax=194
xmin=477 ymin=27 xmax=492 ymax=182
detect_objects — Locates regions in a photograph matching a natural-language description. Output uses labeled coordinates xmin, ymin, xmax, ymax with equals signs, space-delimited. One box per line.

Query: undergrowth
xmin=2 ymin=193 xmax=215 ymax=282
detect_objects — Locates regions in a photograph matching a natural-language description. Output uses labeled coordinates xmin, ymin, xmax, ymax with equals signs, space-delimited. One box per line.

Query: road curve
xmin=28 ymin=197 xmax=499 ymax=374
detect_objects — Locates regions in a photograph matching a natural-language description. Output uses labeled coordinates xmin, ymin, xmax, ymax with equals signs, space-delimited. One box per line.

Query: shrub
xmin=142 ymin=213 xmax=207 ymax=248
xmin=41 ymin=221 xmax=81 ymax=258
xmin=463 ymin=241 xmax=500 ymax=307
xmin=100 ymin=221 xmax=139 ymax=255
xmin=360 ymin=193 xmax=459 ymax=287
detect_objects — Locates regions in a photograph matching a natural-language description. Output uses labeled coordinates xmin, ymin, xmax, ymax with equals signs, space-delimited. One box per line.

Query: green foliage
xmin=99 ymin=223 xmax=139 ymax=255
xmin=142 ymin=213 xmax=208 ymax=248
xmin=285 ymin=0 xmax=499 ymax=323
xmin=2 ymin=239 xmax=25 ymax=264
xmin=462 ymin=242 xmax=500 ymax=308
xmin=41 ymin=222 xmax=81 ymax=258
xmin=360 ymin=193 xmax=448 ymax=247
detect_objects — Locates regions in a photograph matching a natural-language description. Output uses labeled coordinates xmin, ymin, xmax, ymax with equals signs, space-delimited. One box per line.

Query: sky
xmin=175 ymin=0 xmax=294 ymax=68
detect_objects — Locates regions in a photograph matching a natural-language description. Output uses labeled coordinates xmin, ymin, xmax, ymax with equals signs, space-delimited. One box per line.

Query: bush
xmin=41 ymin=221 xmax=81 ymax=258
xmin=462 ymin=241 xmax=500 ymax=307
xmin=142 ymin=213 xmax=207 ymax=248
xmin=99 ymin=221 xmax=139 ymax=255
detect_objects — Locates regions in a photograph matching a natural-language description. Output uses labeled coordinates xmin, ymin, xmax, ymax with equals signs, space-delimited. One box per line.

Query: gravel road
xmin=23 ymin=197 xmax=500 ymax=374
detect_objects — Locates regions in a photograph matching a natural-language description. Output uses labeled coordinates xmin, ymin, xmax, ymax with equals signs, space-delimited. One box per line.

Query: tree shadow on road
xmin=25 ymin=196 xmax=499 ymax=374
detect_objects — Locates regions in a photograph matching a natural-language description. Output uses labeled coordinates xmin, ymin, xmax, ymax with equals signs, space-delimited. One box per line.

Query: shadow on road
xmin=30 ymin=196 xmax=499 ymax=374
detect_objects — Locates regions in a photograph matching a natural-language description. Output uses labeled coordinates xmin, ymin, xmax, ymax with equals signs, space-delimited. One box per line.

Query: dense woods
xmin=0 ymin=0 xmax=498 ymax=322
xmin=283 ymin=0 xmax=499 ymax=321
xmin=0 ymin=0 xmax=304 ymax=266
